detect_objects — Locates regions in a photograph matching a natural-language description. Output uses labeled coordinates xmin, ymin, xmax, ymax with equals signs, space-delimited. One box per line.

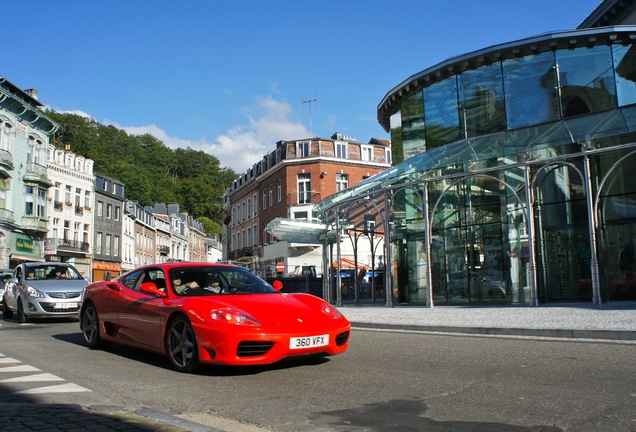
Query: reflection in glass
xmin=389 ymin=111 xmax=404 ymax=165
xmin=614 ymin=44 xmax=636 ymax=107
xmin=503 ymin=51 xmax=559 ymax=129
xmin=424 ymin=77 xmax=460 ymax=148
xmin=556 ymin=45 xmax=616 ymax=117
xmin=402 ymin=91 xmax=426 ymax=160
xmin=459 ymin=63 xmax=506 ymax=137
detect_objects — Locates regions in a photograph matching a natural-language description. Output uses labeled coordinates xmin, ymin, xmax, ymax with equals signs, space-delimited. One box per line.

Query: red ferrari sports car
xmin=80 ymin=262 xmax=350 ymax=373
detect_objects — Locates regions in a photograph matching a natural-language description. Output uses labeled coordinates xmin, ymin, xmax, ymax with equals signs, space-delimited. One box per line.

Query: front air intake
xmin=237 ymin=341 xmax=274 ymax=357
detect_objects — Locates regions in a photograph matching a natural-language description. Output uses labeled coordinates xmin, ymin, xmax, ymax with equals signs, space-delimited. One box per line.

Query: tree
xmin=47 ymin=112 xmax=237 ymax=226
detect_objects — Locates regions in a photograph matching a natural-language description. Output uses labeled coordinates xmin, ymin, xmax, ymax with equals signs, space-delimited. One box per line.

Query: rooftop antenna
xmin=302 ymin=93 xmax=318 ymax=136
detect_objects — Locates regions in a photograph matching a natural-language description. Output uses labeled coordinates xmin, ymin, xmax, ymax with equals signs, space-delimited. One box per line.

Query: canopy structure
xmin=314 ymin=105 xmax=636 ymax=215
xmin=265 ymin=218 xmax=333 ymax=245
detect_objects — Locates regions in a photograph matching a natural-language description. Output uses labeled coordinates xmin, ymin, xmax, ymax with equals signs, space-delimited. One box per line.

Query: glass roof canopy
xmin=314 ymin=105 xmax=636 ymax=215
xmin=266 ymin=105 xmax=636 ymax=244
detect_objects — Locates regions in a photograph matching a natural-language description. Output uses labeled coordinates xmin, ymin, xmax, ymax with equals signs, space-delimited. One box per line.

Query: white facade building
xmin=45 ymin=144 xmax=95 ymax=279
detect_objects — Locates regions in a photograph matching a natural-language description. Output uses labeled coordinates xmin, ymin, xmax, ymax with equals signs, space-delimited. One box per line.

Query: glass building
xmin=315 ymin=25 xmax=636 ymax=306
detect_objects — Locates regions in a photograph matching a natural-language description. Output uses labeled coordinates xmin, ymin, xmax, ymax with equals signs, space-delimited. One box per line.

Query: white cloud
xmin=112 ymin=96 xmax=310 ymax=173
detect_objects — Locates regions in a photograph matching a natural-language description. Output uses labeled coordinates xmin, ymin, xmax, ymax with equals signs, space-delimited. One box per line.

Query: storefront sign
xmin=16 ymin=237 xmax=33 ymax=252
xmin=92 ymin=261 xmax=122 ymax=271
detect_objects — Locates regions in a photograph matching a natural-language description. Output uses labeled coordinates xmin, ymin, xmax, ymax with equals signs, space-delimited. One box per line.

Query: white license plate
xmin=54 ymin=302 xmax=78 ymax=309
xmin=289 ymin=334 xmax=329 ymax=349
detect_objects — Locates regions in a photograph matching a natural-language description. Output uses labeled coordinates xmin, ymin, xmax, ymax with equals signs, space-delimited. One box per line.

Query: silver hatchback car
xmin=2 ymin=262 xmax=87 ymax=323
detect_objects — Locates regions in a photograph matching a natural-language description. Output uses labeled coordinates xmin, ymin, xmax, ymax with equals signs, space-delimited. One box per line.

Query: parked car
xmin=80 ymin=262 xmax=351 ymax=373
xmin=0 ymin=269 xmax=13 ymax=310
xmin=2 ymin=262 xmax=87 ymax=322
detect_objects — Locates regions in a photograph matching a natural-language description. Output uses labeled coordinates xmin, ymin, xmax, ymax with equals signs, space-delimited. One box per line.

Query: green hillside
xmin=47 ymin=112 xmax=236 ymax=235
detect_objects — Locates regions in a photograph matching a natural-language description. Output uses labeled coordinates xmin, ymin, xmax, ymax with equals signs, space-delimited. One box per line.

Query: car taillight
xmin=210 ymin=307 xmax=261 ymax=326
xmin=320 ymin=302 xmax=343 ymax=319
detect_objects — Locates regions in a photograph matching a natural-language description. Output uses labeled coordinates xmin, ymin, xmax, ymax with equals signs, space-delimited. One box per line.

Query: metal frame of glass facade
xmin=314 ymin=27 xmax=636 ymax=306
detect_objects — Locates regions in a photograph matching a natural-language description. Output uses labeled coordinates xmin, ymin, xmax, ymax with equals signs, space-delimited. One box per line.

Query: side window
xmin=145 ymin=269 xmax=167 ymax=292
xmin=121 ymin=270 xmax=143 ymax=290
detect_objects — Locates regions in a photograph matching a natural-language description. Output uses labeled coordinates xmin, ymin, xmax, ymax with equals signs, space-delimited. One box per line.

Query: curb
xmin=351 ymin=322 xmax=636 ymax=341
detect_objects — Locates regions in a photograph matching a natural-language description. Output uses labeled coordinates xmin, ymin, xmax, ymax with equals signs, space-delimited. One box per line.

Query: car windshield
xmin=25 ymin=265 xmax=83 ymax=281
xmin=168 ymin=266 xmax=277 ymax=296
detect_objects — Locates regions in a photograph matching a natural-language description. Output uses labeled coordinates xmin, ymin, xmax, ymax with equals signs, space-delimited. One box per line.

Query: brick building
xmin=223 ymin=133 xmax=391 ymax=278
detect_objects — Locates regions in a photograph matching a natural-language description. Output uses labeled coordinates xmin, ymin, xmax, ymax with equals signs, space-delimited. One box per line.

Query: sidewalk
xmin=340 ymin=301 xmax=636 ymax=341
xmin=3 ymin=302 xmax=635 ymax=432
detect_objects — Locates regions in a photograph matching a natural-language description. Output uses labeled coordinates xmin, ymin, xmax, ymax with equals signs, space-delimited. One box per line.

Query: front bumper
xmin=21 ymin=296 xmax=81 ymax=318
xmin=192 ymin=321 xmax=351 ymax=366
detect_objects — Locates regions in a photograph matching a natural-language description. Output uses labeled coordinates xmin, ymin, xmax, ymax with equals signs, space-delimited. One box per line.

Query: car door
xmin=4 ymin=266 xmax=22 ymax=312
xmin=116 ymin=268 xmax=167 ymax=350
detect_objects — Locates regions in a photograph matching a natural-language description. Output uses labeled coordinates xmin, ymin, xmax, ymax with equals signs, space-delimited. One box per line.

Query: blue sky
xmin=4 ymin=0 xmax=601 ymax=173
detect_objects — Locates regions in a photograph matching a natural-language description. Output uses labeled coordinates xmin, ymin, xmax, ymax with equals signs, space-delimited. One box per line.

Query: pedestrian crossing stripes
xmin=0 ymin=351 xmax=91 ymax=395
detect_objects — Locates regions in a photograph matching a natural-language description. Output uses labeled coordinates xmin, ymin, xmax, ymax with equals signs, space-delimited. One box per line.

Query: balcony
xmin=23 ymin=162 xmax=51 ymax=185
xmin=0 ymin=208 xmax=15 ymax=225
xmin=229 ymin=247 xmax=252 ymax=261
xmin=158 ymin=245 xmax=170 ymax=255
xmin=21 ymin=216 xmax=48 ymax=233
xmin=0 ymin=150 xmax=14 ymax=171
xmin=45 ymin=237 xmax=90 ymax=254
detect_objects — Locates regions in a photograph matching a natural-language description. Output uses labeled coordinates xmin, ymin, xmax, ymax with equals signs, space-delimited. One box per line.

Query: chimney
xmin=24 ymin=89 xmax=39 ymax=100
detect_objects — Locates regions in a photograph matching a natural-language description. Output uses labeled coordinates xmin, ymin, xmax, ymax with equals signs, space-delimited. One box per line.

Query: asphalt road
xmin=1 ymin=318 xmax=635 ymax=431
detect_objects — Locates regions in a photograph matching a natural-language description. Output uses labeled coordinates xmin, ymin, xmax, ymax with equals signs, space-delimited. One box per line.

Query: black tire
xmin=81 ymin=303 xmax=110 ymax=349
xmin=3 ymin=302 xmax=13 ymax=319
xmin=17 ymin=300 xmax=28 ymax=323
xmin=166 ymin=316 xmax=201 ymax=373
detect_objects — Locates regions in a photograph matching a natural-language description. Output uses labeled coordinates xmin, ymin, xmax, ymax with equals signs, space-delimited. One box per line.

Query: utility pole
xmin=302 ymin=93 xmax=318 ymax=135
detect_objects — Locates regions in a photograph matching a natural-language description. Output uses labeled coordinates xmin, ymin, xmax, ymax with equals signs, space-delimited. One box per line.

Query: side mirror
xmin=140 ymin=281 xmax=167 ymax=297
xmin=272 ymin=280 xmax=283 ymax=291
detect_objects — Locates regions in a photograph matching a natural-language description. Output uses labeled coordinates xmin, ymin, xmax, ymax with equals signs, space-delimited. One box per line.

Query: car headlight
xmin=26 ymin=286 xmax=45 ymax=298
xmin=210 ymin=307 xmax=261 ymax=326
xmin=320 ymin=302 xmax=343 ymax=319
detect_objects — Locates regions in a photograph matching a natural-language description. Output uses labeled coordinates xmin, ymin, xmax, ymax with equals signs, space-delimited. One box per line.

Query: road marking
xmin=0 ymin=373 xmax=65 ymax=383
xmin=0 ymin=353 xmax=92 ymax=394
xmin=0 ymin=365 xmax=41 ymax=372
xmin=15 ymin=383 xmax=92 ymax=394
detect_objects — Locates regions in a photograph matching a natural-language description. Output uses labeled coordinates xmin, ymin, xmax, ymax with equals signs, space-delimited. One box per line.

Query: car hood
xmin=190 ymin=293 xmax=347 ymax=330
xmin=25 ymin=280 xmax=88 ymax=293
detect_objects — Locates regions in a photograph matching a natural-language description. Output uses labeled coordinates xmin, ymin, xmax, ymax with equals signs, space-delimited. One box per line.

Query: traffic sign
xmin=276 ymin=262 xmax=285 ymax=273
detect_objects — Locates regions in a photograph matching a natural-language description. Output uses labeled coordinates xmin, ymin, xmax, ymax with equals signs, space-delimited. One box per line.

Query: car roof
xmin=135 ymin=262 xmax=238 ymax=272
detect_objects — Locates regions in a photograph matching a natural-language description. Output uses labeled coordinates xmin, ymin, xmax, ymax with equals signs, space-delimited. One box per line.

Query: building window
xmin=386 ymin=148 xmax=392 ymax=164
xmin=97 ymin=201 xmax=103 ymax=217
xmin=115 ymin=206 xmax=120 ymax=220
xmin=25 ymin=185 xmax=46 ymax=217
xmin=268 ymin=185 xmax=273 ymax=206
xmin=297 ymin=173 xmax=311 ymax=204
xmin=253 ymin=194 xmax=258 ymax=216
xmin=253 ymin=224 xmax=258 ymax=245
xmin=114 ymin=236 xmax=120 ymax=257
xmin=96 ymin=232 xmax=103 ymax=254
xmin=336 ymin=173 xmax=349 ymax=192
xmin=336 ymin=141 xmax=347 ymax=158
xmin=0 ymin=119 xmax=14 ymax=152
xmin=247 ymin=198 xmax=252 ymax=219
xmin=277 ymin=180 xmax=282 ymax=202
xmin=262 ymin=191 xmax=266 ymax=210
xmin=361 ymin=145 xmax=373 ymax=161
xmin=297 ymin=141 xmax=310 ymax=157
xmin=105 ymin=234 xmax=111 ymax=255
xmin=65 ymin=185 xmax=72 ymax=205
xmin=106 ymin=204 xmax=112 ymax=219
